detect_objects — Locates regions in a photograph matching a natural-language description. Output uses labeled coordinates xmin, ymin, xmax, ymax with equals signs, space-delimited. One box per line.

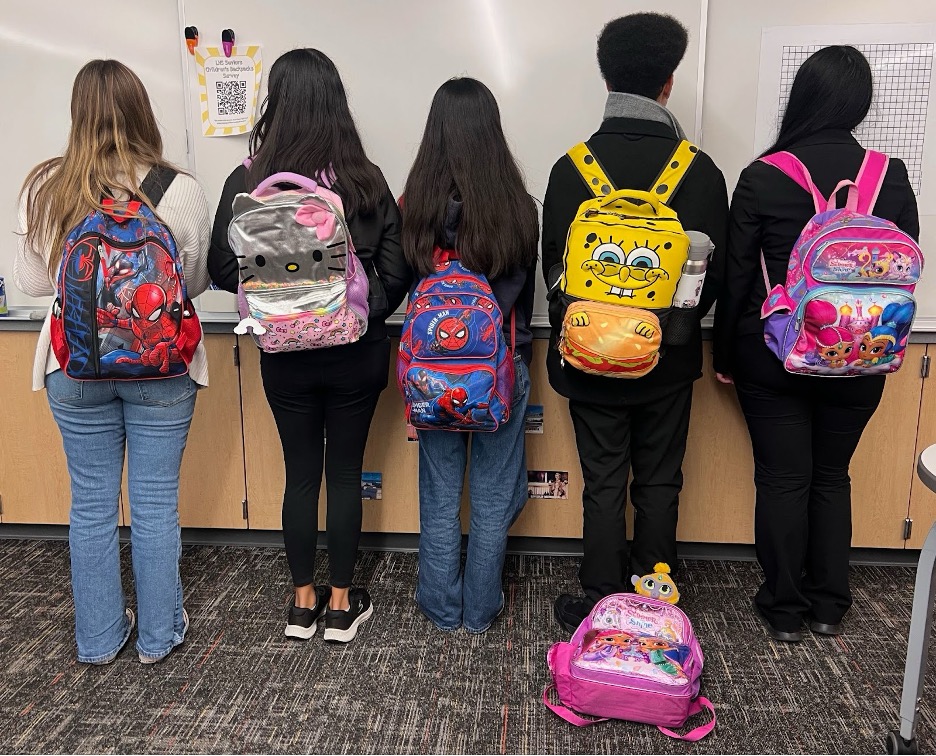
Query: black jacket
xmin=712 ymin=130 xmax=920 ymax=375
xmin=408 ymin=196 xmax=538 ymax=365
xmin=208 ymin=164 xmax=411 ymax=343
xmin=541 ymin=117 xmax=730 ymax=406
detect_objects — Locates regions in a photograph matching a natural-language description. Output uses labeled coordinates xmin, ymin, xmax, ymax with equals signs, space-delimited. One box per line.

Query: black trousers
xmin=260 ymin=338 xmax=390 ymax=589
xmin=733 ymin=334 xmax=884 ymax=631
xmin=568 ymin=385 xmax=693 ymax=603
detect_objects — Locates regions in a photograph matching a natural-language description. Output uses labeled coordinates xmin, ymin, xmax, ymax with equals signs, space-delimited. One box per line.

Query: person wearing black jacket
xmin=208 ymin=49 xmax=410 ymax=645
xmin=543 ymin=14 xmax=729 ymax=631
xmin=713 ymin=46 xmax=919 ymax=642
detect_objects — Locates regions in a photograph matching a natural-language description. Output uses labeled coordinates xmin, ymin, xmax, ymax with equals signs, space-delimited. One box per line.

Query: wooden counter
xmin=0 ymin=331 xmax=929 ymax=549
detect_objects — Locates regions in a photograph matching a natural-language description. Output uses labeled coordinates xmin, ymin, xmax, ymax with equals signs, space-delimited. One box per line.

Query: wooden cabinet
xmin=122 ymin=334 xmax=247 ymax=529
xmin=852 ymin=344 xmax=924 ymax=548
xmin=0 ymin=332 xmax=72 ymax=524
xmin=0 ymin=329 xmax=931 ymax=550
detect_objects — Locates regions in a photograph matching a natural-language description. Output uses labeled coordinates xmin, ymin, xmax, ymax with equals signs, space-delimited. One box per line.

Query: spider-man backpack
xmin=397 ymin=250 xmax=515 ymax=432
xmin=50 ymin=167 xmax=201 ymax=380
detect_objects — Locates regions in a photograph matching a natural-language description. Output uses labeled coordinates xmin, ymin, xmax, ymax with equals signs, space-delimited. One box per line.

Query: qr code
xmin=216 ymin=80 xmax=247 ymax=116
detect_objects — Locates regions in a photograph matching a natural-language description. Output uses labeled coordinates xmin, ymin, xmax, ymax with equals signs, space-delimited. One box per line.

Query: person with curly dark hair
xmin=543 ymin=13 xmax=729 ymax=632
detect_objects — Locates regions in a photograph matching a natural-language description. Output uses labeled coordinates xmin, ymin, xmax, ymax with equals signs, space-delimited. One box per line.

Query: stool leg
xmin=899 ymin=522 xmax=936 ymax=742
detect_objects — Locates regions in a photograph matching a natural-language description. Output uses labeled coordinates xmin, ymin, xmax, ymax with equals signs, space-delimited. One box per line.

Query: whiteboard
xmin=0 ymin=2 xmax=186 ymax=308
xmin=179 ymin=0 xmax=706 ymax=316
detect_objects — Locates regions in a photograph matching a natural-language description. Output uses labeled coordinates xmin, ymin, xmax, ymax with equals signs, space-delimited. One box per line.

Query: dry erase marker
xmin=185 ymin=26 xmax=198 ymax=55
xmin=222 ymin=29 xmax=235 ymax=58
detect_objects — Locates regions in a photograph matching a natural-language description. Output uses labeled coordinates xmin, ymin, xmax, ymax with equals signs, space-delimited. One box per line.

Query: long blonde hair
xmin=21 ymin=59 xmax=177 ymax=276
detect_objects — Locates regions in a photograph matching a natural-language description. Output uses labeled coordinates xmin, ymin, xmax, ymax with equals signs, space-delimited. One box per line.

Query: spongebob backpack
xmin=228 ymin=168 xmax=369 ymax=353
xmin=553 ymin=141 xmax=698 ymax=378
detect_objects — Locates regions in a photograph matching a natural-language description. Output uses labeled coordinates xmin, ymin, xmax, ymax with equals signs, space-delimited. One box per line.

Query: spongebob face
xmin=562 ymin=212 xmax=689 ymax=308
xmin=580 ymin=239 xmax=671 ymax=299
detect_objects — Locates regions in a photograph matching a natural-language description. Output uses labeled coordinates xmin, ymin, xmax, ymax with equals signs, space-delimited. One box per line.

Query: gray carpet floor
xmin=0 ymin=538 xmax=933 ymax=754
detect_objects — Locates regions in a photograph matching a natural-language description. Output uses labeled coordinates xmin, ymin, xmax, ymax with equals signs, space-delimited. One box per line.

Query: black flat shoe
xmin=752 ymin=599 xmax=803 ymax=643
xmin=809 ymin=619 xmax=844 ymax=636
xmin=554 ymin=594 xmax=592 ymax=634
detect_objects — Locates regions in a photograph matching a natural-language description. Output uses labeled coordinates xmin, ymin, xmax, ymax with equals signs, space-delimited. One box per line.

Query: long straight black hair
xmin=246 ymin=48 xmax=383 ymax=217
xmin=762 ymin=45 xmax=873 ymax=157
xmin=402 ymin=77 xmax=539 ymax=279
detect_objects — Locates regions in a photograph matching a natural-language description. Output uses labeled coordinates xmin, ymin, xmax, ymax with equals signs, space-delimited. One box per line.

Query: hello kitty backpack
xmin=544 ymin=593 xmax=715 ymax=741
xmin=759 ymin=150 xmax=922 ymax=376
xmin=228 ymin=167 xmax=369 ymax=353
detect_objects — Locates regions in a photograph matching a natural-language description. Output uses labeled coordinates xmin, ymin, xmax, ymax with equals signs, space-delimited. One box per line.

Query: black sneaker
xmin=554 ymin=593 xmax=593 ymax=634
xmin=323 ymin=588 xmax=374 ymax=644
xmin=285 ymin=585 xmax=331 ymax=640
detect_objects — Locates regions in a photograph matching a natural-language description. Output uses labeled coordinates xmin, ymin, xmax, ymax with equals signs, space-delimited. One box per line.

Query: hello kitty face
xmin=230 ymin=192 xmax=348 ymax=286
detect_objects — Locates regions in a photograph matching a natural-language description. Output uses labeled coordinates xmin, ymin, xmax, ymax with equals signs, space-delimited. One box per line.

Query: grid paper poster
xmin=755 ymin=24 xmax=936 ymax=213
xmin=195 ymin=46 xmax=262 ymax=136
xmin=779 ymin=43 xmax=932 ymax=194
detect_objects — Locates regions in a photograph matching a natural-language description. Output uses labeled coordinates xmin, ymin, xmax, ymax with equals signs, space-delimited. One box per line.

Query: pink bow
xmin=295 ymin=203 xmax=336 ymax=240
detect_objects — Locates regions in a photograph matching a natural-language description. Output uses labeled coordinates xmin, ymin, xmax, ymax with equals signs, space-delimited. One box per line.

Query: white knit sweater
xmin=14 ymin=169 xmax=212 ymax=391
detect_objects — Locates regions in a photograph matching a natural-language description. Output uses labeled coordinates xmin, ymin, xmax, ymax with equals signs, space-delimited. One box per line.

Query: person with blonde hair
xmin=15 ymin=59 xmax=211 ymax=664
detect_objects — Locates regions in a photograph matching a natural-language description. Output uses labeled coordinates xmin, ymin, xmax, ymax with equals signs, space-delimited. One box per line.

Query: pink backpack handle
xmin=855 ymin=149 xmax=889 ymax=214
xmin=760 ymin=149 xmax=889 ymax=216
xmin=760 ymin=152 xmax=825 ymax=214
xmin=253 ymin=172 xmax=320 ymax=197
xmin=826 ymin=179 xmax=859 ymax=212
xmin=543 ymin=686 xmax=717 ymax=741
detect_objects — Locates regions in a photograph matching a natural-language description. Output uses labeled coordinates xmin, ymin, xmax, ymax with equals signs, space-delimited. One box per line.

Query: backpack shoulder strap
xmin=649 ymin=140 xmax=699 ymax=205
xmin=567 ymin=142 xmax=616 ymax=198
xmin=854 ymin=149 xmax=890 ymax=215
xmin=139 ymin=165 xmax=179 ymax=209
xmin=759 ymin=152 xmax=825 ymax=214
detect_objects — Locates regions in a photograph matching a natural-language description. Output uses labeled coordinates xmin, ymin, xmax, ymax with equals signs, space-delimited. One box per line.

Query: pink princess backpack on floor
xmin=544 ymin=593 xmax=715 ymax=741
xmin=759 ymin=150 xmax=922 ymax=376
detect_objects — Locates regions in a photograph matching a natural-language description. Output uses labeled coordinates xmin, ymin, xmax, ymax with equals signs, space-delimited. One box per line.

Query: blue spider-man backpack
xmin=398 ymin=249 xmax=515 ymax=432
xmin=50 ymin=166 xmax=201 ymax=380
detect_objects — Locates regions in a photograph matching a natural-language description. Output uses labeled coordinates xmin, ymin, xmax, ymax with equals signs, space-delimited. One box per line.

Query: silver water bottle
xmin=672 ymin=231 xmax=713 ymax=309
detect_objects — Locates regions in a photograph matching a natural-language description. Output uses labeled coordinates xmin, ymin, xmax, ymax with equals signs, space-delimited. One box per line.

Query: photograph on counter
xmin=361 ymin=472 xmax=383 ymax=500
xmin=527 ymin=470 xmax=569 ymax=500
xmin=524 ymin=404 xmax=544 ymax=434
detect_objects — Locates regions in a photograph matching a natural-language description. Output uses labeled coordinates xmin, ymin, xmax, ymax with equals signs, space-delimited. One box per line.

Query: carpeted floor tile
xmin=0 ymin=539 xmax=932 ymax=754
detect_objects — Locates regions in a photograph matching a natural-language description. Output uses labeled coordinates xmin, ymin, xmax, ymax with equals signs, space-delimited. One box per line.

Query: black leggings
xmin=733 ymin=334 xmax=884 ymax=631
xmin=261 ymin=339 xmax=390 ymax=588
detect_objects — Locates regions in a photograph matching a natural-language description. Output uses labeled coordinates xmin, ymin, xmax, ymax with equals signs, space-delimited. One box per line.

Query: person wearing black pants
xmin=260 ymin=339 xmax=390 ymax=592
xmin=208 ymin=50 xmax=409 ymax=644
xmin=542 ymin=14 xmax=729 ymax=632
xmin=568 ymin=387 xmax=692 ymax=601
xmin=733 ymin=335 xmax=884 ymax=634
xmin=713 ymin=47 xmax=919 ymax=641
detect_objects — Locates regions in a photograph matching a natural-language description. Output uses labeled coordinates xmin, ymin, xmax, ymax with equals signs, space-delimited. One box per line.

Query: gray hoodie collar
xmin=602 ymin=92 xmax=687 ymax=141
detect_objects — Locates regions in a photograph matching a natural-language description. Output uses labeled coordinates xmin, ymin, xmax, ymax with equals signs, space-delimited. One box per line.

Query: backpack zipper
xmin=92 ymin=239 xmax=103 ymax=379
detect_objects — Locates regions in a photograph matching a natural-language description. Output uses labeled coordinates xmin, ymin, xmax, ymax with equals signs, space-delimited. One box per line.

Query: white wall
xmin=3 ymin=0 xmax=935 ymax=323
xmin=0 ymin=3 xmax=185 ymax=308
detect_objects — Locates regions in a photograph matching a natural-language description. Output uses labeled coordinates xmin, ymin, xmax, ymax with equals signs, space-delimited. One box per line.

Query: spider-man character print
xmin=97 ymin=283 xmax=184 ymax=374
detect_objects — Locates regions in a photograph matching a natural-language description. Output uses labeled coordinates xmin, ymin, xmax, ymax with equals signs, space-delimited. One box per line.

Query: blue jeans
xmin=416 ymin=357 xmax=531 ymax=632
xmin=46 ymin=370 xmax=196 ymax=663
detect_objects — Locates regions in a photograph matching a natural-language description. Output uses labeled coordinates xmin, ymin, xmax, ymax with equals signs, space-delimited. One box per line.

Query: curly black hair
xmin=597 ymin=13 xmax=690 ymax=99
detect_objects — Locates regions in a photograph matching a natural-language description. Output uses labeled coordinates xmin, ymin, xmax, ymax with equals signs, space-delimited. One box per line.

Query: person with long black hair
xmin=401 ymin=77 xmax=539 ymax=633
xmin=713 ymin=46 xmax=919 ymax=642
xmin=208 ymin=49 xmax=409 ymax=644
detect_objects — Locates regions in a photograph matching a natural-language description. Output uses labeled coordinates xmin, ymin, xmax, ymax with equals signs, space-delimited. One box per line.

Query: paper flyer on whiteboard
xmin=755 ymin=24 xmax=936 ymax=214
xmin=195 ymin=45 xmax=263 ymax=137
